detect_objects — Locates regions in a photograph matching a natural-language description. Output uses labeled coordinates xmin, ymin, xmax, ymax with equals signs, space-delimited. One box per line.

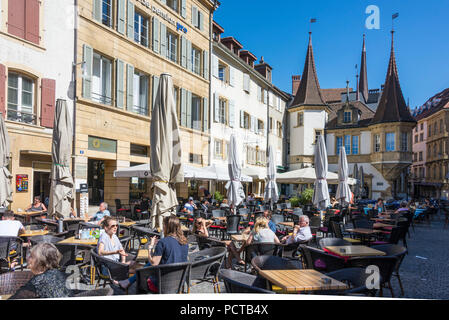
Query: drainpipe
xmin=72 ymin=0 xmax=78 ymax=214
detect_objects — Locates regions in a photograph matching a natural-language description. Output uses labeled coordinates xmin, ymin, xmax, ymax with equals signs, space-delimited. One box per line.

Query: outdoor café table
xmin=20 ymin=229 xmax=49 ymax=238
xmin=373 ymin=222 xmax=394 ymax=229
xmin=1 ymin=295 xmax=11 ymax=300
xmin=258 ymin=269 xmax=348 ymax=294
xmin=14 ymin=211 xmax=46 ymax=224
xmin=345 ymin=228 xmax=382 ymax=245
xmin=136 ymin=248 xmax=149 ymax=262
xmin=324 ymin=245 xmax=386 ymax=258
xmin=119 ymin=220 xmax=137 ymax=227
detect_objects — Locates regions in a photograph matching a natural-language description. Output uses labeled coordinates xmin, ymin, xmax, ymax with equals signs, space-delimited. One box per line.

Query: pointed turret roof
xmin=358 ymin=34 xmax=369 ymax=103
xmin=371 ymin=31 xmax=416 ymax=124
xmin=291 ymin=32 xmax=327 ymax=107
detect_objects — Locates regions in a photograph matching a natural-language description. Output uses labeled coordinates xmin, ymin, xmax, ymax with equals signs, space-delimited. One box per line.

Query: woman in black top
xmin=11 ymin=243 xmax=72 ymax=299
xmin=25 ymin=196 xmax=47 ymax=212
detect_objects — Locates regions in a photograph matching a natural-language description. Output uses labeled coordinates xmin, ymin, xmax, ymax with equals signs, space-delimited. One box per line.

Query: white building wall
xmin=303 ymin=110 xmax=327 ymax=155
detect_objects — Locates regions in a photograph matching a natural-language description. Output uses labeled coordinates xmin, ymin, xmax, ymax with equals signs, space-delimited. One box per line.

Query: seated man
xmin=85 ymin=202 xmax=111 ymax=225
xmin=182 ymin=197 xmax=197 ymax=215
xmin=200 ymin=199 xmax=210 ymax=213
xmin=0 ymin=210 xmax=25 ymax=237
xmin=395 ymin=201 xmax=410 ymax=214
xmin=281 ymin=215 xmax=312 ymax=244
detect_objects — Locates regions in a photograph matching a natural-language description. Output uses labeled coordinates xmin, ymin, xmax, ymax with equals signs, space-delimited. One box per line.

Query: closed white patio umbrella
xmin=312 ymin=135 xmax=330 ymax=212
xmin=264 ymin=145 xmax=279 ymax=207
xmin=336 ymin=147 xmax=352 ymax=206
xmin=0 ymin=114 xmax=12 ymax=208
xmin=225 ymin=134 xmax=245 ymax=212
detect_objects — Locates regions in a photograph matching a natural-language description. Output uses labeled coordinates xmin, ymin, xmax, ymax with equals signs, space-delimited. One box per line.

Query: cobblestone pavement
xmin=189 ymin=213 xmax=449 ymax=299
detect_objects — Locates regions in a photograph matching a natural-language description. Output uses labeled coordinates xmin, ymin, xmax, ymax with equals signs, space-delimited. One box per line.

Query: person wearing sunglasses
xmin=97 ymin=216 xmax=127 ymax=263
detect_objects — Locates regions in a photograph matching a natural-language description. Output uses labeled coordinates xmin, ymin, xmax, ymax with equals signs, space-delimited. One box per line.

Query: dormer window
xmin=343 ymin=111 xmax=351 ymax=123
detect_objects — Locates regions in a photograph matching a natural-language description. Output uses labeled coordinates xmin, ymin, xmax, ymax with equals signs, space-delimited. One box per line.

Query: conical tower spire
xmin=358 ymin=34 xmax=369 ymax=103
xmin=371 ymin=31 xmax=415 ymax=124
xmin=291 ymin=32 xmax=327 ymax=107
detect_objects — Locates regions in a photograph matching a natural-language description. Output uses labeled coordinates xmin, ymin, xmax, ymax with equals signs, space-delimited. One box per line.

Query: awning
xmin=276 ymin=167 xmax=357 ymax=185
xmin=241 ymin=166 xmax=266 ymax=180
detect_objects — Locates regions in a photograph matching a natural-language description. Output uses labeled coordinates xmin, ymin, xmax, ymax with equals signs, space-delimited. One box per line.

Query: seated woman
xmin=395 ymin=201 xmax=410 ymax=214
xmin=245 ymin=217 xmax=281 ymax=246
xmin=10 ymin=243 xmax=73 ymax=299
xmin=330 ymin=196 xmax=339 ymax=208
xmin=117 ymin=216 xmax=188 ymax=290
xmin=192 ymin=217 xmax=245 ymax=269
xmin=25 ymin=196 xmax=47 ymax=212
xmin=374 ymin=198 xmax=386 ymax=214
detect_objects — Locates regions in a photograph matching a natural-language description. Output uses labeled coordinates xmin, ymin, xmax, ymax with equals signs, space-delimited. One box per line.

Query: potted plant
xmin=299 ymin=188 xmax=314 ymax=210
xmin=289 ymin=196 xmax=301 ymax=208
xmin=214 ymin=191 xmax=224 ymax=203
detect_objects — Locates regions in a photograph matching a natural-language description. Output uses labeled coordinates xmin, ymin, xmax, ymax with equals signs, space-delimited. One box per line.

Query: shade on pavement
xmin=150 ymin=74 xmax=184 ymax=230
xmin=48 ymin=100 xmax=74 ymax=219
xmin=0 ymin=114 xmax=12 ymax=208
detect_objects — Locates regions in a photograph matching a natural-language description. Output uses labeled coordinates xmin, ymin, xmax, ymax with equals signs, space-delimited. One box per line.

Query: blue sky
xmin=214 ymin=0 xmax=449 ymax=108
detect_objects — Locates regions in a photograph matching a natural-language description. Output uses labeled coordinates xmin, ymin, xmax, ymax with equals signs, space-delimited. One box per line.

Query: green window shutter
xmin=116 ymin=59 xmax=124 ymax=108
xmin=191 ymin=6 xmax=198 ymax=27
xmin=181 ymin=0 xmax=187 ymax=18
xmin=180 ymin=88 xmax=187 ymax=127
xmin=82 ymin=44 xmax=93 ymax=99
xmin=181 ymin=36 xmax=187 ymax=68
xmin=152 ymin=75 xmax=159 ymax=111
xmin=92 ymin=0 xmax=102 ymax=22
xmin=160 ymin=23 xmax=167 ymax=58
xmin=229 ymin=100 xmax=235 ymax=128
xmin=152 ymin=17 xmax=160 ymax=53
xmin=214 ymin=93 xmax=219 ymax=123
xmin=126 ymin=64 xmax=134 ymax=111
xmin=203 ymin=50 xmax=209 ymax=80
xmin=117 ymin=0 xmax=126 ymax=34
xmin=186 ymin=40 xmax=192 ymax=71
xmin=203 ymin=97 xmax=208 ymax=132
xmin=186 ymin=90 xmax=192 ymax=129
xmin=127 ymin=0 xmax=134 ymax=39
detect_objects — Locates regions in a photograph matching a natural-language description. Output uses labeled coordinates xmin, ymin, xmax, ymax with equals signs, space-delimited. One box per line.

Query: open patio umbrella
xmin=0 ymin=114 xmax=12 ymax=208
xmin=312 ymin=135 xmax=330 ymax=211
xmin=150 ymin=74 xmax=184 ymax=231
xmin=336 ymin=146 xmax=352 ymax=206
xmin=225 ymin=134 xmax=245 ymax=212
xmin=264 ymin=145 xmax=278 ymax=207
xmin=48 ymin=100 xmax=74 ymax=219
xmin=359 ymin=166 xmax=365 ymax=198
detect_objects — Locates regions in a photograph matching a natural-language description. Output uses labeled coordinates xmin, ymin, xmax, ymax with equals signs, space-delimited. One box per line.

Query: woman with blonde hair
xmin=245 ymin=217 xmax=280 ymax=246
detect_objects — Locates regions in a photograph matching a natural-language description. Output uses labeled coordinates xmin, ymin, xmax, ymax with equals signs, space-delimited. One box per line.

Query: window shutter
xmin=116 ymin=59 xmax=125 ymax=108
xmin=191 ymin=6 xmax=198 ymax=27
xmin=160 ymin=23 xmax=167 ymax=58
xmin=180 ymin=88 xmax=187 ymax=127
xmin=214 ymin=92 xmax=219 ymax=123
xmin=257 ymin=86 xmax=262 ymax=102
xmin=186 ymin=40 xmax=192 ymax=71
xmin=203 ymin=97 xmax=208 ymax=132
xmin=8 ymin=0 xmax=26 ymax=39
xmin=212 ymin=55 xmax=219 ymax=78
xmin=229 ymin=67 xmax=235 ymax=87
xmin=181 ymin=36 xmax=187 ymax=68
xmin=126 ymin=64 xmax=134 ymax=111
xmin=152 ymin=17 xmax=160 ymax=53
xmin=25 ymin=0 xmax=40 ymax=44
xmin=92 ymin=0 xmax=102 ymax=22
xmin=117 ymin=0 xmax=125 ymax=34
xmin=263 ymin=89 xmax=268 ymax=104
xmin=126 ymin=0 xmax=134 ymax=39
xmin=0 ymin=64 xmax=6 ymax=117
xmin=203 ymin=50 xmax=209 ymax=80
xmin=82 ymin=44 xmax=93 ymax=99
xmin=40 ymin=79 xmax=56 ymax=128
xmin=229 ymin=100 xmax=235 ymax=128
xmin=186 ymin=90 xmax=192 ymax=129
xmin=181 ymin=0 xmax=187 ymax=18
xmin=243 ymin=74 xmax=250 ymax=92
xmin=199 ymin=11 xmax=204 ymax=31
xmin=240 ymin=110 xmax=244 ymax=128
xmin=152 ymin=75 xmax=159 ymax=111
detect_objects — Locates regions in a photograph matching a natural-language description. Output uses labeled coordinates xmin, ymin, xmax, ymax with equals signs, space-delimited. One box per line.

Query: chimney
xmin=292 ymin=75 xmax=301 ymax=95
xmin=254 ymin=56 xmax=273 ymax=83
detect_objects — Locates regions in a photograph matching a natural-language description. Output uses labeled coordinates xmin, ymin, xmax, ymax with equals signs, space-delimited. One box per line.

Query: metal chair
xmin=135 ymin=261 xmax=191 ymax=294
xmin=218 ymin=269 xmax=274 ymax=294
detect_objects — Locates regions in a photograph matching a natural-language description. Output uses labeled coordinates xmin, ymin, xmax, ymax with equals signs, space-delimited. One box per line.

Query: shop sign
xmin=88 ymin=136 xmax=117 ymax=153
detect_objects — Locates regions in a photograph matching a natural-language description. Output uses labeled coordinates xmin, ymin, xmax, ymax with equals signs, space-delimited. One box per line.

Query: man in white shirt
xmin=0 ymin=210 xmax=25 ymax=237
xmin=281 ymin=215 xmax=312 ymax=244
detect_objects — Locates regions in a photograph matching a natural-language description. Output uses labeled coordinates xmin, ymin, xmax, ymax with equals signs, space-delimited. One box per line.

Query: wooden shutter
xmin=82 ymin=44 xmax=93 ymax=99
xmin=203 ymin=50 xmax=209 ymax=80
xmin=213 ymin=93 xmax=219 ymax=123
xmin=180 ymin=88 xmax=187 ymax=127
xmin=181 ymin=36 xmax=187 ymax=68
xmin=152 ymin=17 xmax=160 ymax=53
xmin=186 ymin=90 xmax=192 ymax=129
xmin=229 ymin=100 xmax=235 ymax=128
xmin=40 ymin=79 xmax=56 ymax=128
xmin=25 ymin=0 xmax=39 ymax=44
xmin=152 ymin=75 xmax=159 ymax=111
xmin=0 ymin=64 xmax=6 ymax=117
xmin=127 ymin=0 xmax=135 ymax=39
xmin=116 ymin=60 xmax=124 ymax=108
xmin=160 ymin=23 xmax=167 ymax=58
xmin=126 ymin=64 xmax=134 ymax=111
xmin=92 ymin=0 xmax=102 ymax=22
xmin=116 ymin=0 xmax=125 ymax=34
xmin=181 ymin=0 xmax=187 ymax=18
xmin=8 ymin=0 xmax=26 ymax=39
xmin=203 ymin=97 xmax=208 ymax=132
xmin=186 ymin=40 xmax=192 ymax=72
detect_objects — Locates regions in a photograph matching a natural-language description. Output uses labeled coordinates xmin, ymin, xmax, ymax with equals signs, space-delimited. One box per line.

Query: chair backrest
xmin=218 ymin=269 xmax=274 ymax=294
xmin=309 ymin=216 xmax=321 ymax=228
xmin=188 ymin=247 xmax=227 ymax=282
xmin=54 ymin=243 xmax=78 ymax=269
xmin=226 ymin=215 xmax=242 ymax=234
xmin=0 ymin=271 xmax=34 ymax=295
xmin=90 ymin=249 xmax=129 ymax=281
xmin=299 ymin=245 xmax=346 ymax=273
xmin=271 ymin=214 xmax=284 ymax=225
xmin=136 ymin=261 xmax=191 ymax=294
xmin=353 ymin=218 xmax=373 ymax=229
xmin=293 ymin=207 xmax=303 ymax=215
xmin=324 ymin=267 xmax=380 ymax=296
xmin=244 ymin=243 xmax=278 ymax=263
xmin=347 ymin=256 xmax=398 ymax=284
xmin=329 ymin=221 xmax=343 ymax=238
xmin=387 ymin=227 xmax=402 ymax=244
xmin=115 ymin=199 xmax=122 ymax=209
xmin=291 ymin=214 xmax=300 ymax=224
xmin=0 ymin=236 xmax=22 ymax=260
xmin=318 ymin=237 xmax=351 ymax=249
xmin=211 ymin=210 xmax=225 ymax=218
xmin=251 ymin=255 xmax=299 ymax=273
xmin=238 ymin=208 xmax=249 ymax=215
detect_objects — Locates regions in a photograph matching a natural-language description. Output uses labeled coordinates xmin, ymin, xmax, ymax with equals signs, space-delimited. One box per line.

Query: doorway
xmin=33 ymin=171 xmax=51 ymax=207
xmin=88 ymin=159 xmax=105 ymax=205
